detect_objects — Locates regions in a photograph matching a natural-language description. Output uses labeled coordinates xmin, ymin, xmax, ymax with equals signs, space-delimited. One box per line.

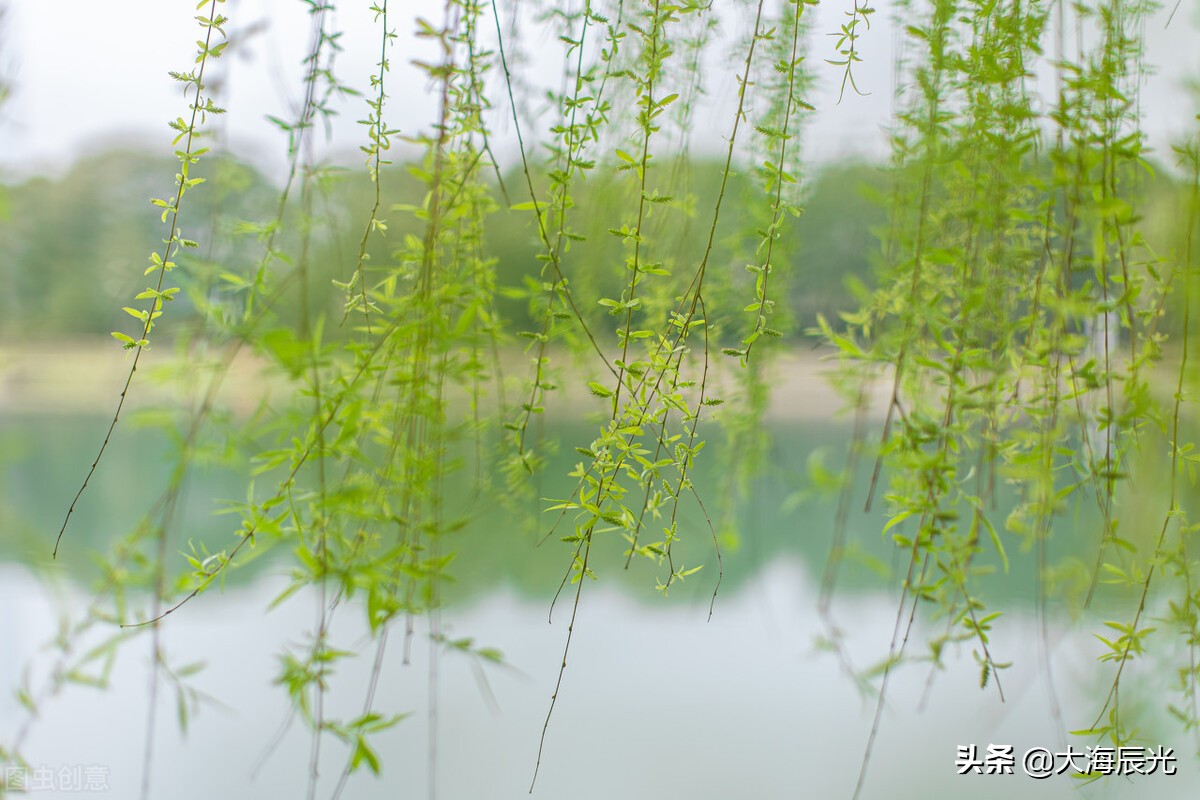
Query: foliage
xmin=817 ymin=0 xmax=1200 ymax=792
xmin=0 ymin=0 xmax=1198 ymax=798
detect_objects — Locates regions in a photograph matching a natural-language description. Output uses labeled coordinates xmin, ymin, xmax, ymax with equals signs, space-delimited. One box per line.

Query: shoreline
xmin=0 ymin=339 xmax=872 ymax=421
xmin=6 ymin=338 xmax=1174 ymax=423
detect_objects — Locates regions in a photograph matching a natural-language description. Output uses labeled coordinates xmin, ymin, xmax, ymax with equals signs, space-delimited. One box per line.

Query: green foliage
xmin=817 ymin=0 xmax=1200 ymax=791
xmin=2 ymin=0 xmax=1199 ymax=797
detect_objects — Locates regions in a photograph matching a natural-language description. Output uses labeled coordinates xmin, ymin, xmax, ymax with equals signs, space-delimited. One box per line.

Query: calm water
xmin=1 ymin=414 xmax=1195 ymax=799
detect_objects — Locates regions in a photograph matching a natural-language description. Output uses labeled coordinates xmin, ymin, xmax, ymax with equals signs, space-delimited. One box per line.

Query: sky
xmin=0 ymin=0 xmax=1198 ymax=182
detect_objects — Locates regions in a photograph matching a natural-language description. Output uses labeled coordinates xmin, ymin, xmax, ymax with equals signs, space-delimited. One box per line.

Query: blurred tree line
xmin=1 ymin=147 xmax=1192 ymax=345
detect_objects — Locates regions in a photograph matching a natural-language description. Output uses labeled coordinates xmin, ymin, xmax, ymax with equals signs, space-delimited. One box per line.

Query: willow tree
xmin=2 ymin=0 xmax=1198 ymax=797
xmin=819 ymin=0 xmax=1200 ymax=791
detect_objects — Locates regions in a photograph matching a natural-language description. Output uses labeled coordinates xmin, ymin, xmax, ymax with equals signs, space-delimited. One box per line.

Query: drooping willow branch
xmin=53 ymin=1 xmax=229 ymax=559
xmin=532 ymin=0 xmax=772 ymax=788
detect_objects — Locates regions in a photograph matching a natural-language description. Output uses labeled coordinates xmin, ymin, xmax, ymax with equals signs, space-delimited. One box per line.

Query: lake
xmin=1 ymin=412 xmax=1195 ymax=799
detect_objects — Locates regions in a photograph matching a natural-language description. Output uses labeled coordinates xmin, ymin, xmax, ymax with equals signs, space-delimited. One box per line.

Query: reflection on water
xmin=2 ymin=415 xmax=1196 ymax=798
xmin=0 ymin=414 xmax=1103 ymax=606
xmin=2 ymin=565 xmax=1194 ymax=799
